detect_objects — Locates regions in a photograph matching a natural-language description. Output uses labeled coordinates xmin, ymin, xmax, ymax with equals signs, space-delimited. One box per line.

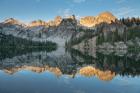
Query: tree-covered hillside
xmin=0 ymin=32 xmax=57 ymax=50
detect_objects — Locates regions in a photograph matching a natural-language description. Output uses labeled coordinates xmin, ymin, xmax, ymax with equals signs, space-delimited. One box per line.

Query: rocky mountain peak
xmin=98 ymin=11 xmax=116 ymax=18
xmin=3 ymin=18 xmax=21 ymax=25
xmin=80 ymin=12 xmax=117 ymax=27
xmin=80 ymin=16 xmax=96 ymax=27
xmin=69 ymin=15 xmax=76 ymax=20
xmin=62 ymin=15 xmax=77 ymax=26
xmin=96 ymin=11 xmax=116 ymax=24
xmin=54 ymin=16 xmax=62 ymax=26
xmin=29 ymin=20 xmax=47 ymax=27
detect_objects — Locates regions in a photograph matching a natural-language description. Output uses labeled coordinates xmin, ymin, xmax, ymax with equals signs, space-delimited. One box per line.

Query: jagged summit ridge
xmin=1 ymin=11 xmax=117 ymax=28
xmin=29 ymin=20 xmax=48 ymax=27
xmin=3 ymin=18 xmax=23 ymax=25
xmin=28 ymin=16 xmax=62 ymax=27
xmin=80 ymin=11 xmax=117 ymax=27
xmin=0 ymin=11 xmax=124 ymax=46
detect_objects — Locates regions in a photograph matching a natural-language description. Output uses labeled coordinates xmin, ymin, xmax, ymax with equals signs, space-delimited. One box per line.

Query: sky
xmin=0 ymin=0 xmax=139 ymax=23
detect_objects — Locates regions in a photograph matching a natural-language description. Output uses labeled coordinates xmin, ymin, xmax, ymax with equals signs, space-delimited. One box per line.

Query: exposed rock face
xmin=57 ymin=17 xmax=77 ymax=31
xmin=80 ymin=12 xmax=117 ymax=27
xmin=2 ymin=18 xmax=25 ymax=27
xmin=47 ymin=20 xmax=55 ymax=26
xmin=47 ymin=16 xmax=62 ymax=26
xmin=114 ymin=42 xmax=128 ymax=49
xmin=47 ymin=16 xmax=77 ymax=46
xmin=28 ymin=16 xmax=62 ymax=27
xmin=3 ymin=18 xmax=21 ymax=25
xmin=96 ymin=12 xmax=116 ymax=24
xmin=54 ymin=16 xmax=62 ymax=26
xmin=80 ymin=16 xmax=96 ymax=27
xmin=126 ymin=37 xmax=140 ymax=47
xmin=29 ymin=20 xmax=48 ymax=27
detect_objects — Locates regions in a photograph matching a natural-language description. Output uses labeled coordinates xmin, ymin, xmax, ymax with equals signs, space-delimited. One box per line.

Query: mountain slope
xmin=80 ymin=11 xmax=117 ymax=27
xmin=1 ymin=11 xmax=139 ymax=48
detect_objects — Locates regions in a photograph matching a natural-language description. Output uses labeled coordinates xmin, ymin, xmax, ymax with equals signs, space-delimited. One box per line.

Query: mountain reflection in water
xmin=0 ymin=47 xmax=140 ymax=93
xmin=0 ymin=47 xmax=140 ymax=81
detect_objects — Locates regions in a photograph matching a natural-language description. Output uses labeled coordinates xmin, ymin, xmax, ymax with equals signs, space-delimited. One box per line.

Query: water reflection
xmin=0 ymin=47 xmax=140 ymax=81
xmin=79 ymin=66 xmax=116 ymax=81
xmin=0 ymin=47 xmax=140 ymax=93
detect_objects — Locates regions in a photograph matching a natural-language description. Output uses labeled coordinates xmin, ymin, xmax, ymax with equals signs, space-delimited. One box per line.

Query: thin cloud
xmin=116 ymin=0 xmax=126 ymax=4
xmin=58 ymin=9 xmax=73 ymax=17
xmin=36 ymin=0 xmax=41 ymax=3
xmin=73 ymin=0 xmax=86 ymax=3
xmin=114 ymin=7 xmax=136 ymax=18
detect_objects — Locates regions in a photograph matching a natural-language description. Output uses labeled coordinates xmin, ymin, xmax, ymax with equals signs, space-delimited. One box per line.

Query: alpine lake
xmin=0 ymin=45 xmax=140 ymax=93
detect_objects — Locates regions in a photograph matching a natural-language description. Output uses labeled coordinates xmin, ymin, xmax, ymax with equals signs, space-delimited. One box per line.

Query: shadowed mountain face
xmin=0 ymin=47 xmax=140 ymax=81
xmin=0 ymin=12 xmax=140 ymax=49
xmin=0 ymin=15 xmax=78 ymax=46
xmin=0 ymin=12 xmax=128 ymax=47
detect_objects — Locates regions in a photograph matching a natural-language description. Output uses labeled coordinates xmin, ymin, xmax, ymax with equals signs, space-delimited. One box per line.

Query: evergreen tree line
xmin=120 ymin=17 xmax=140 ymax=27
xmin=0 ymin=32 xmax=57 ymax=50
xmin=96 ymin=27 xmax=140 ymax=46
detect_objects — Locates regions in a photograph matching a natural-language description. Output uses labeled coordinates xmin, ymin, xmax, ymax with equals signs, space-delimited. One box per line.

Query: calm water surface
xmin=0 ymin=47 xmax=140 ymax=93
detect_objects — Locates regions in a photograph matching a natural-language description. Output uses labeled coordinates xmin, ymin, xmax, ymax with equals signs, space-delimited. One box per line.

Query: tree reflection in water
xmin=0 ymin=47 xmax=140 ymax=81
